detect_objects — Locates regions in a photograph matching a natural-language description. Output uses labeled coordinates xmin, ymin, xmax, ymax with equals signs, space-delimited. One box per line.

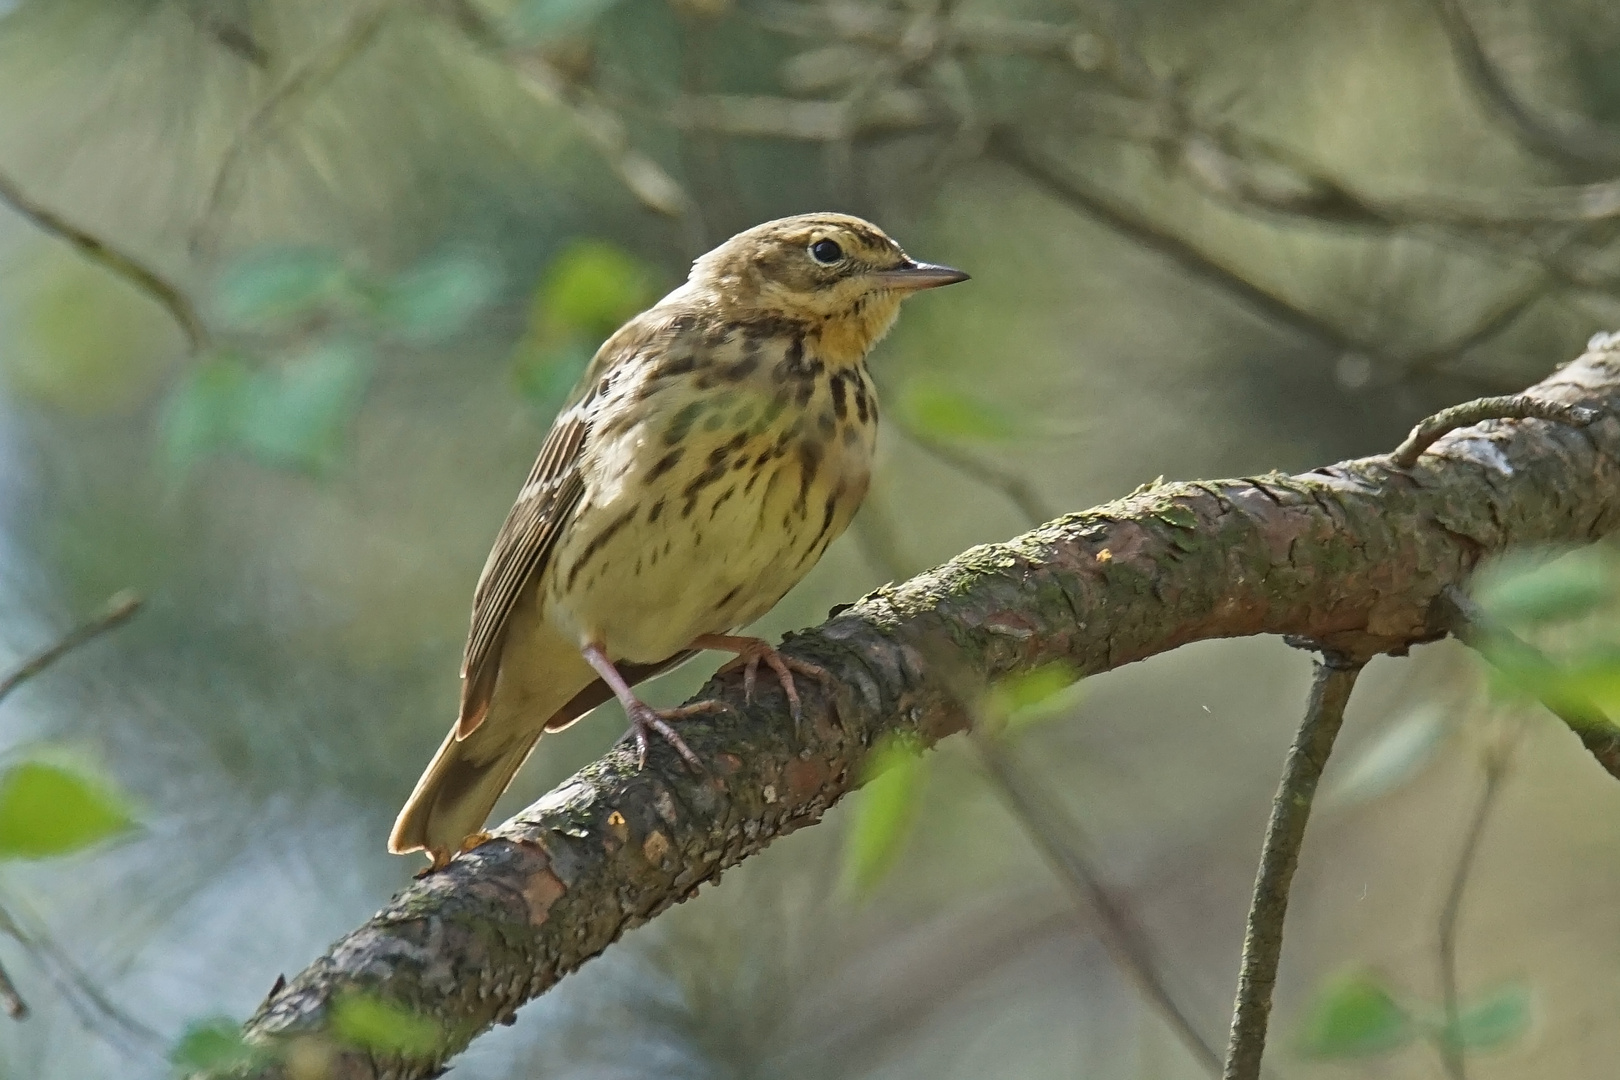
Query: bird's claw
xmin=717 ymin=641 xmax=830 ymax=722
xmin=626 ymin=699 xmax=724 ymax=771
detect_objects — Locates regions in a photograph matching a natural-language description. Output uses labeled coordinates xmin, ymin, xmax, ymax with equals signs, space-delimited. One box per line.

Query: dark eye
xmin=809 ymin=239 xmax=844 ymax=265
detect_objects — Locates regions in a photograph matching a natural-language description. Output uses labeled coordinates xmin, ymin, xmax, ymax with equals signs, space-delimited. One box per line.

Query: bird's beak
xmin=872 ymin=259 xmax=971 ymax=291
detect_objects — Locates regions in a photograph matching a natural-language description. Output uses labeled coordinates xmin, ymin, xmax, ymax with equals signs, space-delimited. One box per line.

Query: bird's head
xmin=686 ymin=213 xmax=968 ymax=362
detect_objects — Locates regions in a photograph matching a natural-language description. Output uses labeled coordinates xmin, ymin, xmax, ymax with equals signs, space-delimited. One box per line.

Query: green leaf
xmin=213 ymin=247 xmax=352 ymax=330
xmin=985 ymin=663 xmax=1084 ymax=733
xmin=1440 ymin=981 xmax=1533 ymax=1052
xmin=234 ymin=341 xmax=373 ymax=475
xmin=899 ymin=382 xmax=1017 ymax=442
xmin=1296 ymin=970 xmax=1414 ymax=1059
xmin=537 ymin=240 xmax=656 ymax=338
xmin=0 ymin=760 xmax=136 ymax=859
xmin=1482 ymin=642 xmax=1620 ymax=718
xmin=1474 ymin=548 xmax=1613 ymax=626
xmin=170 ymin=1017 xmax=267 ymax=1073
xmin=330 ymin=992 xmax=441 ymax=1055
xmin=161 ymin=352 xmax=253 ymax=472
xmin=510 ymin=0 xmax=621 ymax=39
xmin=841 ymin=735 xmax=924 ymax=893
xmin=374 ymin=253 xmax=501 ymax=344
xmin=513 ymin=338 xmax=594 ymax=413
xmin=1327 ymin=705 xmax=1452 ymax=806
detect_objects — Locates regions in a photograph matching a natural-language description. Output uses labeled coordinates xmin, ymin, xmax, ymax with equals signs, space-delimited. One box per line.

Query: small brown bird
xmin=389 ymin=213 xmax=968 ymax=868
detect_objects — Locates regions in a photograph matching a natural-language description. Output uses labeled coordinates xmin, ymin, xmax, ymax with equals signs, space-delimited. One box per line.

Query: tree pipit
xmin=390 ymin=213 xmax=967 ymax=869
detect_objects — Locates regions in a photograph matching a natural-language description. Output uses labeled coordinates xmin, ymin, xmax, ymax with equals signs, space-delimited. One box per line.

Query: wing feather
xmin=456 ymin=406 xmax=589 ymax=736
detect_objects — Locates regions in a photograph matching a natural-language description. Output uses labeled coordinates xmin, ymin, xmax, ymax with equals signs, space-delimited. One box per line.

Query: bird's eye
xmin=809 ymin=238 xmax=844 ymax=265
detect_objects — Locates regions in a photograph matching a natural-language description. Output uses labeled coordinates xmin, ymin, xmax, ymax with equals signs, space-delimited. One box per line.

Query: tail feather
xmin=388 ymin=720 xmax=544 ymax=865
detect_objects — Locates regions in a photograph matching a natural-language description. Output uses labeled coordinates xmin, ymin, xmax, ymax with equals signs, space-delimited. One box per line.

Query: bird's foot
xmin=625 ymin=698 xmax=725 ymax=770
xmin=695 ymin=634 xmax=830 ymax=722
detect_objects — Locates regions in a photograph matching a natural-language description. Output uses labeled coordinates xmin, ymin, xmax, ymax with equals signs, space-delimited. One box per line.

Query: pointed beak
xmin=872 ymin=259 xmax=971 ymax=291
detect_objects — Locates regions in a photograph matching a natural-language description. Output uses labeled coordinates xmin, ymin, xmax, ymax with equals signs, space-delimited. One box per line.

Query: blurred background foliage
xmin=1 ymin=0 xmax=1620 ymax=1075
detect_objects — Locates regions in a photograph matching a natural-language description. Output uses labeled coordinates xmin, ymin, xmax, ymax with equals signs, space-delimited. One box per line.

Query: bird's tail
xmin=388 ymin=716 xmax=546 ymax=867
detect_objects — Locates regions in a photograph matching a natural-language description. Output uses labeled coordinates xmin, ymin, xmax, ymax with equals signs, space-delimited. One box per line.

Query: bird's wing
xmin=457 ymin=404 xmax=590 ymax=737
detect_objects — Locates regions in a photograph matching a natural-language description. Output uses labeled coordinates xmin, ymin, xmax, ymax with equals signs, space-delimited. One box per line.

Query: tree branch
xmin=0 ymin=169 xmax=207 ymax=354
xmin=1222 ymin=653 xmax=1364 ymax=1080
xmin=195 ymin=339 xmax=1620 ymax=1078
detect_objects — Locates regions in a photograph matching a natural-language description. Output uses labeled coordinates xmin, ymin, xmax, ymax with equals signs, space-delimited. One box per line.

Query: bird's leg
xmin=581 ymin=642 xmax=721 ymax=770
xmin=691 ymin=634 xmax=829 ymax=721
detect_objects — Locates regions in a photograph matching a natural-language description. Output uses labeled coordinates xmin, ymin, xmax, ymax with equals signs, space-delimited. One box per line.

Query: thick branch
xmin=201 ymin=341 xmax=1620 ymax=1078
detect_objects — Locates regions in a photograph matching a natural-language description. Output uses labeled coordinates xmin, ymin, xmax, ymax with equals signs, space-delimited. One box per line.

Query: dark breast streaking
xmin=542 ymin=310 xmax=879 ymax=666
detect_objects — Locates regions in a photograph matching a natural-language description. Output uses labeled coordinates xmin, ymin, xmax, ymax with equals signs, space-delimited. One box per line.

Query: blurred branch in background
xmin=0 ymin=592 xmax=144 ymax=707
xmin=1222 ymin=653 xmax=1364 ymax=1080
xmin=0 ymin=168 xmax=207 ymax=354
xmin=1435 ymin=734 xmax=1517 ymax=1080
xmin=974 ymin=729 xmax=1226 ymax=1076
xmin=1428 ymin=0 xmax=1620 ymax=174
xmin=192 ymin=341 xmax=1620 ymax=1079
xmin=191 ymin=0 xmax=403 ymax=261
xmin=0 ymin=592 xmax=149 ymax=1044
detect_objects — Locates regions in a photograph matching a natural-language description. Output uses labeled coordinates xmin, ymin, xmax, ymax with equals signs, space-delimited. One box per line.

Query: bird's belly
xmin=545 ymin=430 xmax=870 ymax=663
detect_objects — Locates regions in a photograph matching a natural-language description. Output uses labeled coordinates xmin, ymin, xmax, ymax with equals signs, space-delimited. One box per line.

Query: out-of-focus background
xmin=2 ymin=0 xmax=1620 ymax=1075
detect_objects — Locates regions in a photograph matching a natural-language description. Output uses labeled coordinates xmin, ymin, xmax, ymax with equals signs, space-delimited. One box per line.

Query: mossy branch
xmin=195 ymin=338 xmax=1620 ymax=1078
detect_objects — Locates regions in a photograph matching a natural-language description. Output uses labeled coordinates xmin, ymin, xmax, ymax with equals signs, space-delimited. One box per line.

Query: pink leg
xmin=691 ymin=634 xmax=830 ymax=721
xmin=581 ymin=643 xmax=723 ymax=770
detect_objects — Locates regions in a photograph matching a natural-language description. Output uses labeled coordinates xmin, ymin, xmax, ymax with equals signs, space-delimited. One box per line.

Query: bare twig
xmin=976 ymin=733 xmax=1226 ymax=1075
xmin=1389 ymin=394 xmax=1599 ymax=467
xmin=0 ymin=169 xmax=207 ymax=354
xmin=1436 ymin=586 xmax=1620 ymax=779
xmin=0 ymin=592 xmax=143 ymax=707
xmin=1428 ymin=0 xmax=1620 ymax=173
xmin=1223 ymin=653 xmax=1365 ymax=1080
xmin=1435 ymin=741 xmax=1514 ymax=1080
xmin=191 ymin=0 xmax=402 ymax=259
xmin=0 ymin=955 xmax=27 ymax=1019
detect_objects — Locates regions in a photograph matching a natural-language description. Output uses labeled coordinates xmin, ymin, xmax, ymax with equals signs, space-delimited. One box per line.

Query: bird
xmin=389 ymin=213 xmax=968 ymax=869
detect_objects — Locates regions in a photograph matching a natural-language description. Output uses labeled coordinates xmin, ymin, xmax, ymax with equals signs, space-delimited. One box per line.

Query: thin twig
xmin=1437 ymin=586 xmax=1620 ymax=779
xmin=191 ymin=0 xmax=401 ymax=259
xmin=975 ymin=733 xmax=1226 ymax=1076
xmin=0 ymin=592 xmax=143 ymax=707
xmin=0 ymin=955 xmax=27 ymax=1019
xmin=0 ymin=169 xmax=207 ymax=354
xmin=1388 ymin=394 xmax=1599 ymax=468
xmin=1223 ymin=653 xmax=1365 ymax=1080
xmin=1435 ymin=742 xmax=1514 ymax=1080
xmin=1428 ymin=0 xmax=1620 ymax=173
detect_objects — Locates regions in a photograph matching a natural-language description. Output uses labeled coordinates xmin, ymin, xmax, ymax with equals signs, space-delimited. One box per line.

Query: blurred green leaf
xmin=1439 ymin=981 xmax=1533 ymax=1052
xmin=161 ymin=352 xmax=253 ymax=471
xmin=900 ymin=382 xmax=1017 ymax=442
xmin=375 ymin=253 xmax=501 ymax=344
xmin=212 ymin=247 xmax=352 ymax=330
xmin=330 ymin=992 xmax=441 ymax=1055
xmin=235 ymin=341 xmax=374 ymax=475
xmin=1483 ymin=642 xmax=1620 ymax=717
xmin=1474 ymin=548 xmax=1613 ymax=626
xmin=514 ymin=338 xmax=594 ymax=413
xmin=1327 ymin=704 xmax=1452 ymax=806
xmin=162 ymin=344 xmax=373 ymax=478
xmin=510 ymin=0 xmax=621 ymax=40
xmin=0 ymin=759 xmax=136 ymax=859
xmin=1296 ymin=970 xmax=1413 ymax=1059
xmin=170 ymin=1017 xmax=268 ymax=1073
xmin=985 ymin=663 xmax=1083 ymax=734
xmin=841 ymin=735 xmax=923 ymax=893
xmin=538 ymin=240 xmax=656 ymax=337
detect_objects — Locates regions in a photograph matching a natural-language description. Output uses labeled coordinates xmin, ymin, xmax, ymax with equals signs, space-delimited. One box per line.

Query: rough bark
xmin=201 ymin=339 xmax=1620 ymax=1079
